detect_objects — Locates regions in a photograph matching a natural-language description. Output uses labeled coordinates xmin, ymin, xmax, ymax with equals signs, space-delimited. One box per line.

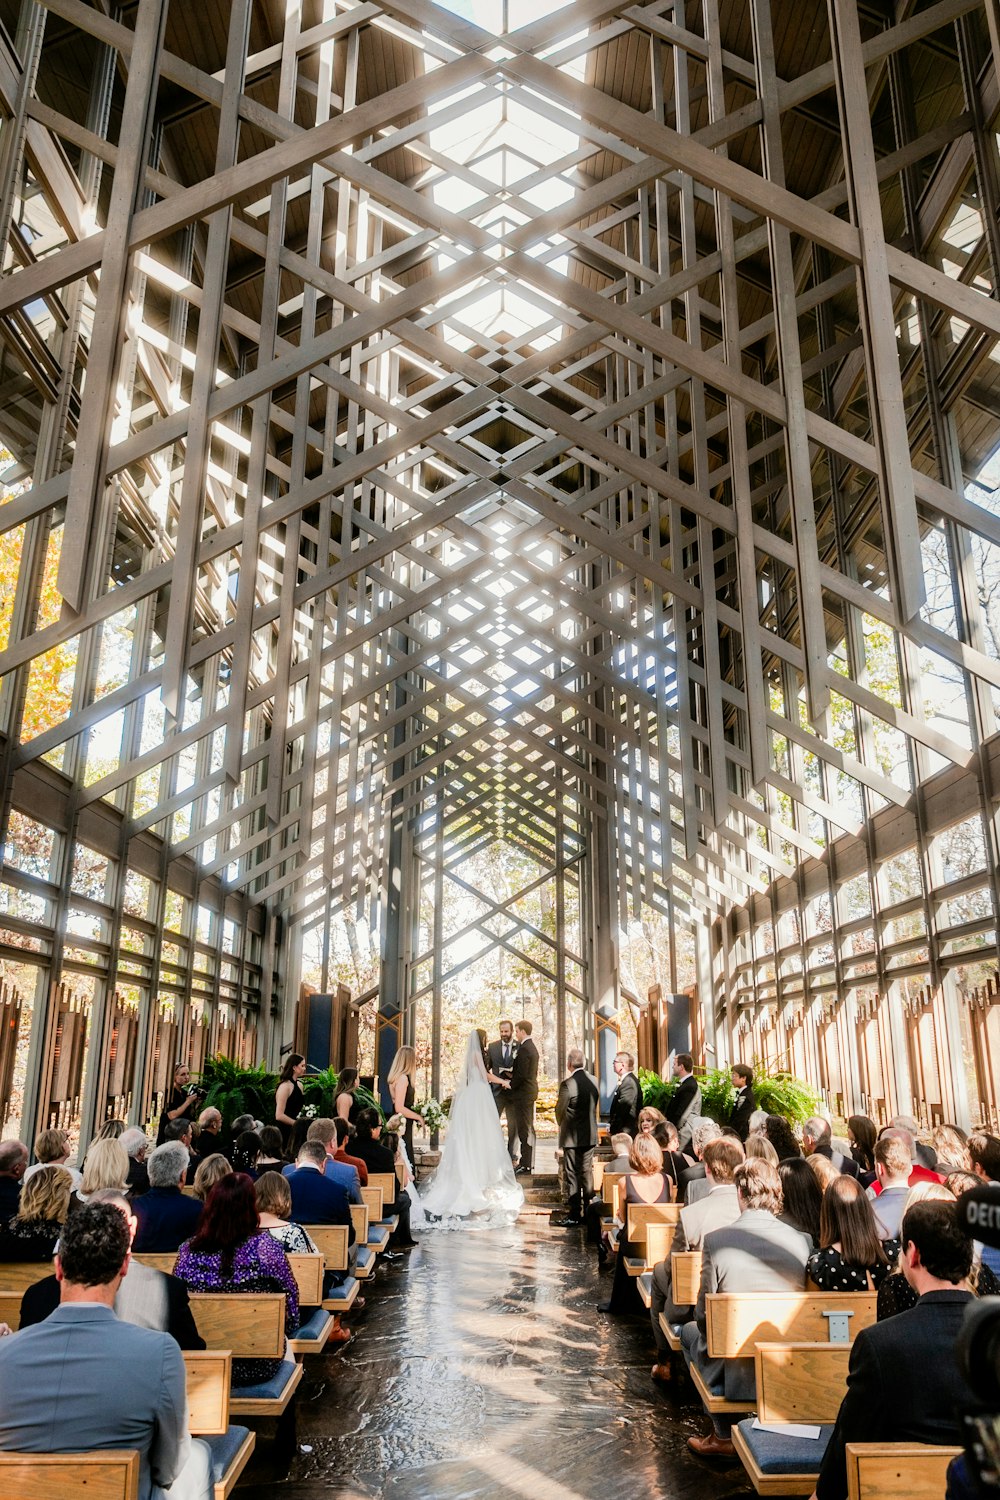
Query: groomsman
xmin=607 ymin=1051 xmax=642 ymax=1137
xmin=508 ymin=1021 xmax=539 ymax=1175
xmin=554 ymin=1050 xmax=599 ymax=1226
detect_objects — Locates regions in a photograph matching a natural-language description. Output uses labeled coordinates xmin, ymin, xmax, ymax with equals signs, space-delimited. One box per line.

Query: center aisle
xmin=238 ymin=1203 xmax=750 ymax=1500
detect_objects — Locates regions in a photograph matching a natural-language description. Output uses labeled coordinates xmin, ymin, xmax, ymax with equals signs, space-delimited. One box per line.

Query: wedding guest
xmin=807 ymin=1175 xmax=893 ymax=1290
xmin=598 ymin=1135 xmax=672 ymax=1317
xmin=649 ymin=1137 xmax=744 ymax=1380
xmin=175 ymin=1173 xmax=299 ymax=1386
xmin=0 ymin=1202 xmax=212 ymax=1500
xmin=813 ymin=1201 xmax=977 ymax=1500
xmin=0 ymin=1166 xmax=72 ymax=1260
xmin=95 ymin=1119 xmax=126 ymax=1141
xmin=0 ymin=1142 xmax=27 ymax=1219
xmin=299 ymin=1119 xmax=362 ymax=1201
xmin=23 ymin=1130 xmax=79 ymax=1191
xmin=255 ymin=1171 xmax=319 ymax=1254
xmin=779 ymin=1157 xmax=823 ymax=1244
xmin=193 ymin=1153 xmax=232 ymax=1202
xmin=256 ymin=1126 xmax=286 ymax=1173
xmin=876 ymin=1182 xmax=996 ymax=1318
xmin=75 ymin=1138 xmax=130 ymax=1205
xmin=332 ymin=1118 xmax=368 ymax=1184
xmin=873 ymin=1119 xmax=943 ymax=1188
xmin=868 ymin=1132 xmax=913 ymax=1239
xmin=164 ymin=1119 xmax=195 ymax=1181
xmin=274 ymin=1053 xmax=307 ymax=1153
xmin=18 ymin=1189 xmax=205 ymax=1351
xmin=133 ymin=1142 xmax=202 ymax=1252
xmin=684 ymin=1159 xmax=812 ymax=1457
xmin=554 ymin=1048 xmax=599 ymax=1226
xmin=333 ymin=1068 xmax=361 ymax=1126
xmin=231 ymin=1130 xmax=264 ymax=1178
xmin=933 ymin=1124 xmax=972 ymax=1173
xmin=285 ymin=1141 xmax=357 ymax=1267
xmin=678 ymin=1118 xmax=723 ymax=1204
xmin=746 ymin=1135 xmax=779 ymax=1167
xmin=651 ymin=1121 xmax=688 ymax=1197
xmin=764 ymin=1114 xmax=801 ymax=1160
xmin=352 ymin=1109 xmax=417 ymax=1248
xmin=847 ymin=1114 xmax=877 ymax=1183
xmin=746 ymin=1109 xmax=769 ymax=1139
xmin=807 ymin=1151 xmax=840 ymax=1193
xmin=638 ymin=1106 xmax=666 ymax=1137
xmin=121 ymin=1127 xmax=153 ymax=1197
xmin=802 ymin=1117 xmax=858 ymax=1175
xmin=189 ymin=1108 xmax=223 ymax=1175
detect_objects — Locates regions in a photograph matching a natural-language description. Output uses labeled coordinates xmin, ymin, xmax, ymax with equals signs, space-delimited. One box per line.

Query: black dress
xmin=278 ymin=1080 xmax=304 ymax=1151
xmin=607 ymin=1175 xmax=672 ymax=1315
xmin=157 ymin=1086 xmax=191 ymax=1145
xmin=400 ymin=1079 xmax=416 ymax=1168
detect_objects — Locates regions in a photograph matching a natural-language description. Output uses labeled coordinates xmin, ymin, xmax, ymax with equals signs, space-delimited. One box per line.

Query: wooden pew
xmin=184 ymin=1351 xmax=256 ymax=1500
xmin=299 ymin=1224 xmax=360 ymax=1315
xmin=360 ymin=1187 xmax=391 ymax=1251
xmin=366 ymin=1174 xmax=398 ymax=1235
xmin=659 ymin=1250 xmax=704 ymax=1350
xmin=845 ymin=1443 xmax=962 ymax=1500
xmin=689 ymin=1292 xmax=877 ymax=1417
xmin=350 ymin=1202 xmax=377 ymax=1273
xmin=189 ymin=1292 xmax=303 ymax=1417
xmin=0 ymin=1451 xmax=140 ymax=1499
xmin=0 ymin=1262 xmax=53 ymax=1295
xmin=592 ymin=1160 xmax=605 ymax=1193
xmin=731 ymin=1343 xmax=851 ymax=1495
xmin=622 ymin=1203 xmax=680 ymax=1275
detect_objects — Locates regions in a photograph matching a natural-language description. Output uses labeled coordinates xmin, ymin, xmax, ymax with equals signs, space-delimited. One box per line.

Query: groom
xmin=507 ymin=1020 xmax=539 ymax=1176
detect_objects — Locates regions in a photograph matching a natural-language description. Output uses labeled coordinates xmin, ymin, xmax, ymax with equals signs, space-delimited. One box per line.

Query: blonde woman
xmin=77 ymin=1138 xmax=129 ymax=1203
xmin=193 ymin=1153 xmax=233 ymax=1202
xmin=1 ymin=1166 xmax=73 ymax=1259
xmin=387 ymin=1045 xmax=423 ymax=1171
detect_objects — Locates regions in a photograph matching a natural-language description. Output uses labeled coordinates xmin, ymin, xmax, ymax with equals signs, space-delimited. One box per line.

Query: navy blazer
xmin=285 ymin=1166 xmax=355 ymax=1245
xmin=133 ymin=1187 xmax=203 ymax=1253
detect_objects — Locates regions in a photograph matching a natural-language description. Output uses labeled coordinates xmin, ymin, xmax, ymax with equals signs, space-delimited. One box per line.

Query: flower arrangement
xmin=419 ymin=1097 xmax=446 ymax=1133
xmin=300 ymin=1103 xmax=318 ymax=1120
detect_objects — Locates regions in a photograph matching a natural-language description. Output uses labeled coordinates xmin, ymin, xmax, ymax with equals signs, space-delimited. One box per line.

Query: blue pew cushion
xmin=326 ymin=1274 xmax=358 ymax=1301
xmin=203 ymin=1425 xmax=252 ymax=1483
xmin=735 ymin=1419 xmax=834 ymax=1475
xmin=295 ymin=1308 xmax=332 ymax=1341
xmin=231 ymin=1360 xmax=298 ymax=1401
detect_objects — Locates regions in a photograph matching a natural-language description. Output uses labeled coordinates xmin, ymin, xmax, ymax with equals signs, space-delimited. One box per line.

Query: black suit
xmin=19 ymin=1268 xmax=204 ymax=1351
xmin=352 ymin=1134 xmax=415 ymax=1245
xmin=508 ymin=1037 xmax=539 ymax=1172
xmin=729 ymin=1085 xmax=755 ymax=1142
xmin=607 ymin=1072 xmax=642 ymax=1137
xmin=816 ymin=1289 xmax=976 ymax=1500
xmin=0 ymin=1176 xmax=20 ymax=1221
xmin=813 ymin=1141 xmax=860 ymax=1179
xmin=556 ymin=1069 xmax=599 ymax=1218
xmin=665 ymin=1073 xmax=700 ymax=1148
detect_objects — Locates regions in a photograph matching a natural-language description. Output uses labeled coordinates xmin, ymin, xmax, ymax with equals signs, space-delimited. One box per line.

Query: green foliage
xmin=199 ymin=1056 xmax=276 ymax=1128
xmin=301 ymin=1066 xmax=340 ymax=1118
xmin=639 ymin=1062 xmax=821 ymax=1127
xmin=355 ymin=1083 xmax=384 ymax=1121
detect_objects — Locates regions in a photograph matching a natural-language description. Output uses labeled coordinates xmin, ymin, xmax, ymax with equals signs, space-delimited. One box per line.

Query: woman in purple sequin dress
xmin=175 ymin=1172 xmax=299 ymax=1386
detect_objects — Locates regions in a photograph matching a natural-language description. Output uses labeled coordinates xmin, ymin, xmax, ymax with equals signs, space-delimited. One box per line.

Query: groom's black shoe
xmin=515 ymin=1165 xmax=532 ymax=1175
xmin=552 ymin=1216 xmax=583 ymax=1228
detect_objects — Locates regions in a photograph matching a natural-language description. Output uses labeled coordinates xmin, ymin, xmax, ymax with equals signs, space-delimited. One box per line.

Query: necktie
xmin=503 ymin=1045 xmax=510 ymax=1065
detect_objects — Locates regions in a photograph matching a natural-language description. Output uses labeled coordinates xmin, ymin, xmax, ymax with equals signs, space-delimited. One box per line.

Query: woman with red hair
xmin=175 ymin=1172 xmax=299 ymax=1385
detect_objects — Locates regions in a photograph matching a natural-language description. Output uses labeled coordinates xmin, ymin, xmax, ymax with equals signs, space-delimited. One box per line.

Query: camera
xmin=186 ymin=1084 xmax=207 ymax=1101
xmin=955 ymin=1189 xmax=1000 ymax=1495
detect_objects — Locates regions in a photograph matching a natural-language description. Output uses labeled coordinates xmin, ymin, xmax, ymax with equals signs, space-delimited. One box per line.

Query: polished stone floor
xmin=238 ymin=1204 xmax=752 ymax=1500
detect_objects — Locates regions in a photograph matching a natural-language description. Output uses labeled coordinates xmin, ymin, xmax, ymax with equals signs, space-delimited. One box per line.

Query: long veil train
xmin=417 ymin=1031 xmax=524 ymax=1225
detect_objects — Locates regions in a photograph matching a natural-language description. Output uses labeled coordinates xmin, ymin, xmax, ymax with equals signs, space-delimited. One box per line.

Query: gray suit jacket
xmin=675 ymin=1182 xmax=741 ymax=1253
xmin=0 ymin=1303 xmax=202 ymax=1500
xmin=689 ymin=1209 xmax=813 ymax=1399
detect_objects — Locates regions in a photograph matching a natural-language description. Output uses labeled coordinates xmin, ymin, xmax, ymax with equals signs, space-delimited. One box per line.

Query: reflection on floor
xmin=237 ymin=1203 xmax=751 ymax=1499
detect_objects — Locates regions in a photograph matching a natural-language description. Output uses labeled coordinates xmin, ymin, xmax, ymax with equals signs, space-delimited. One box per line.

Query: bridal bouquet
xmin=300 ymin=1103 xmax=318 ymax=1120
xmin=419 ymin=1097 xmax=446 ymax=1132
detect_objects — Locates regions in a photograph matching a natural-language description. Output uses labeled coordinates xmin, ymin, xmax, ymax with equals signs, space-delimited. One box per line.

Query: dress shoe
xmin=328 ymin=1322 xmax=352 ymax=1344
xmin=650 ymin=1362 xmax=671 ymax=1382
xmin=552 ymin=1216 xmax=583 ymax=1227
xmin=596 ymin=1300 xmax=614 ymax=1313
xmin=382 ymin=1250 xmax=403 ymax=1261
xmin=515 ymin=1166 xmax=532 ymax=1176
xmin=687 ymin=1433 xmax=736 ymax=1459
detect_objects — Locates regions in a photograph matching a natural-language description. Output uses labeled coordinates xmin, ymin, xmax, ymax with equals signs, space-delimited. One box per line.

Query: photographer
xmin=155 ymin=1064 xmax=205 ymax=1146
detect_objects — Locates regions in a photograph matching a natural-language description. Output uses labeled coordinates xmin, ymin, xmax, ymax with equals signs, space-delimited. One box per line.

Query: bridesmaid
xmin=274 ymin=1053 xmax=306 ymax=1152
xmin=387 ymin=1047 xmax=423 ymax=1173
xmin=333 ymin=1067 xmax=360 ymax=1126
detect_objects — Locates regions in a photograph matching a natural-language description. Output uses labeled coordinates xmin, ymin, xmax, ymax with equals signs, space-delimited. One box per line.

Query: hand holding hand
xmin=501 ymin=1080 xmax=511 ymax=1090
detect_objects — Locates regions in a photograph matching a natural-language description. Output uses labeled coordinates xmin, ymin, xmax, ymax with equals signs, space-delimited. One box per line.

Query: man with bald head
xmin=0 ymin=1142 xmax=27 ymax=1220
xmin=554 ymin=1049 xmax=599 ymax=1227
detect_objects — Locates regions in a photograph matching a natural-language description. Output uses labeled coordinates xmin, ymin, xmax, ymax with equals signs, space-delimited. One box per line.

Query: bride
xmin=415 ymin=1029 xmax=523 ymax=1224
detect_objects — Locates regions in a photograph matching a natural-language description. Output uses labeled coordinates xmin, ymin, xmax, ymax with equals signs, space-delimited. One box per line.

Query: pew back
xmin=183 ymin=1351 xmax=232 ymax=1435
xmin=626 ymin=1203 xmax=680 ymax=1242
xmin=705 ymin=1293 xmax=877 ymax=1358
xmin=672 ymin=1250 xmax=702 ymax=1304
xmin=754 ymin=1342 xmax=852 ymax=1424
xmin=304 ymin=1224 xmax=349 ymax=1270
xmin=845 ymin=1443 xmax=962 ymax=1500
xmin=367 ymin=1173 xmax=397 ymax=1207
xmin=190 ymin=1292 xmax=285 ymax=1356
xmin=0 ymin=1262 xmax=52 ymax=1295
xmin=350 ymin=1203 xmax=371 ymax=1243
xmin=0 ymin=1451 xmax=140 ymax=1500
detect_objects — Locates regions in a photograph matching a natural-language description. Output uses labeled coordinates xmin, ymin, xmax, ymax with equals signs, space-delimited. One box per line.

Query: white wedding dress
xmin=417 ymin=1031 xmax=524 ymax=1226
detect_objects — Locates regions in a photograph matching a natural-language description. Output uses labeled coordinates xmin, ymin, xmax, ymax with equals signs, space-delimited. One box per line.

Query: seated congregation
xmin=577 ymin=1061 xmax=1000 ymax=1500
xmin=0 ymin=1104 xmax=420 ymax=1499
